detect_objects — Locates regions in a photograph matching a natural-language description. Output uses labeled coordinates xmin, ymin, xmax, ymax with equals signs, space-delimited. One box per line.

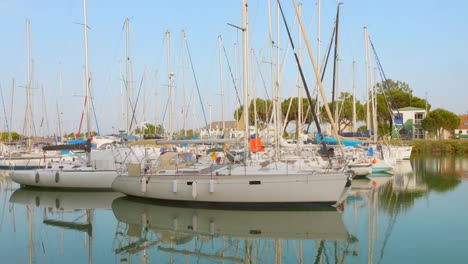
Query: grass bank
xmin=410 ymin=140 xmax=468 ymax=155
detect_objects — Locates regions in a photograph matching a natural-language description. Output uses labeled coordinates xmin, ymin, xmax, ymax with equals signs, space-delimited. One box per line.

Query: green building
xmin=391 ymin=107 xmax=427 ymax=139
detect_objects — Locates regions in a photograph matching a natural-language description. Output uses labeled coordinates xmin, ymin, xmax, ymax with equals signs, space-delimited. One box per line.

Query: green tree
xmin=1 ymin=132 xmax=22 ymax=141
xmin=320 ymin=92 xmax=366 ymax=134
xmin=281 ymin=97 xmax=315 ymax=137
xmin=421 ymin=108 xmax=460 ymax=140
xmin=234 ymin=98 xmax=274 ymax=126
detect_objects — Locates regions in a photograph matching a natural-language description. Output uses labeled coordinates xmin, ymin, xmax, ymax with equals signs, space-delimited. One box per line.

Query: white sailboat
xmin=9 ymin=0 xmax=145 ymax=190
xmin=0 ymin=20 xmax=70 ymax=172
xmin=111 ymin=0 xmax=352 ymax=206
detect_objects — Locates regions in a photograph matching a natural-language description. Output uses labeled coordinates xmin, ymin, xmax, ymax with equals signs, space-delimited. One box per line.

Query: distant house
xmin=455 ymin=114 xmax=468 ymax=139
xmin=391 ymin=107 xmax=427 ymax=139
xmin=199 ymin=121 xmax=240 ymax=138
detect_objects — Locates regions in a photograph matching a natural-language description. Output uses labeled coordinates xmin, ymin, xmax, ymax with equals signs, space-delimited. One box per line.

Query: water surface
xmin=0 ymin=156 xmax=467 ymax=263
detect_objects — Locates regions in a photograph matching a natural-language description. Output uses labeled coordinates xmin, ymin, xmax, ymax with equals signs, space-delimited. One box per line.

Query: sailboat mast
xmin=242 ymin=0 xmax=250 ymax=158
xmin=9 ymin=78 xmax=15 ymax=142
xmin=332 ymin=4 xmax=341 ymax=133
xmin=267 ymin=0 xmax=277 ymax=160
xmin=166 ymin=31 xmax=173 ymax=139
xmin=143 ymin=64 xmax=147 ymax=128
xmin=25 ymin=19 xmax=32 ymax=147
xmin=275 ymin=2 xmax=282 ymax=142
xmin=316 ymin=0 xmax=321 ymax=117
xmin=83 ymin=0 xmax=91 ymax=140
xmin=352 ymin=61 xmax=357 ymax=132
xmin=297 ymin=3 xmax=303 ymax=140
xmin=364 ymin=27 xmax=371 ymax=133
xmin=218 ymin=34 xmax=225 ymax=134
xmin=58 ymin=63 xmax=64 ymax=143
xmin=372 ymin=67 xmax=378 ymax=142
xmin=125 ymin=18 xmax=130 ymax=134
xmin=182 ymin=30 xmax=187 ymax=137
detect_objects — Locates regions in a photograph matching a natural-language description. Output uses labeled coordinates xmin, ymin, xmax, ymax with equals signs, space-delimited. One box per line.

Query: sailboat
xmin=111 ymin=0 xmax=352 ymax=206
xmin=9 ymin=0 xmax=144 ymax=190
xmin=0 ymin=20 xmax=71 ymax=172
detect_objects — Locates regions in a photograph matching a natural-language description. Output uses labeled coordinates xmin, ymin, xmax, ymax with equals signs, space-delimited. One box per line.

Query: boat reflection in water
xmin=112 ymin=197 xmax=351 ymax=263
xmin=9 ymin=188 xmax=123 ymax=264
xmin=10 ymin=188 xmax=124 ymax=212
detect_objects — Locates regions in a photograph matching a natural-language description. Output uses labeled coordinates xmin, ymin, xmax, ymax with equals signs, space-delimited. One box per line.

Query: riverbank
xmin=410 ymin=140 xmax=468 ymax=155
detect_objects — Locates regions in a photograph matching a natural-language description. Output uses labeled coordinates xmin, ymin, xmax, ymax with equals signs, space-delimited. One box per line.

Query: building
xmin=199 ymin=121 xmax=240 ymax=138
xmin=455 ymin=114 xmax=468 ymax=139
xmin=391 ymin=107 xmax=427 ymax=139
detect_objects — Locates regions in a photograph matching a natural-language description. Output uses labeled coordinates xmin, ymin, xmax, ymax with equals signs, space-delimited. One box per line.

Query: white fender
xmin=209 ymin=179 xmax=215 ymax=193
xmin=191 ymin=181 xmax=197 ymax=199
xmin=172 ymin=179 xmax=178 ymax=193
xmin=141 ymin=176 xmax=147 ymax=193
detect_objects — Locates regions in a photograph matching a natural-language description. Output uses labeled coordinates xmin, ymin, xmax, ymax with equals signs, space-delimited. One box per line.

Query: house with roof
xmin=455 ymin=114 xmax=468 ymax=139
xmin=391 ymin=107 xmax=427 ymax=139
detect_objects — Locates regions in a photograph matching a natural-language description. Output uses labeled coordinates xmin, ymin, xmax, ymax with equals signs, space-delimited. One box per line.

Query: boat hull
xmin=112 ymin=172 xmax=350 ymax=206
xmin=9 ymin=169 xmax=117 ymax=189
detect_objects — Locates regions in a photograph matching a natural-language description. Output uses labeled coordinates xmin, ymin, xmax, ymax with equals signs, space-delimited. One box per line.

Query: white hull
xmin=112 ymin=196 xmax=348 ymax=240
xmin=9 ymin=168 xmax=117 ymax=189
xmin=347 ymin=163 xmax=373 ymax=176
xmin=112 ymin=171 xmax=350 ymax=206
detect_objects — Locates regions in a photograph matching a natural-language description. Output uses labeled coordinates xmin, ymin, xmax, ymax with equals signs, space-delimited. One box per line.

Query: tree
xmin=421 ymin=108 xmax=460 ymax=140
xmin=233 ymin=98 xmax=274 ymax=126
xmin=320 ymin=92 xmax=366 ymax=134
xmin=0 ymin=132 xmax=21 ymax=141
xmin=281 ymin=97 xmax=315 ymax=137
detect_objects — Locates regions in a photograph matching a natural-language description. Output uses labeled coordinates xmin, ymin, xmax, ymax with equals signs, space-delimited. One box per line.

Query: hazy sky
xmin=0 ymin=0 xmax=466 ymax=136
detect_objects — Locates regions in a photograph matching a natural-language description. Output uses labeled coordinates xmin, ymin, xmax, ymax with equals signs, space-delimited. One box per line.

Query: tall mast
xmin=182 ymin=30 xmax=187 ymax=137
xmin=166 ymin=31 xmax=173 ymax=139
xmin=251 ymin=48 xmax=258 ymax=137
xmin=25 ymin=19 xmax=32 ymax=147
xmin=154 ymin=70 xmax=158 ymax=133
xmin=267 ymin=0 xmax=277 ymax=160
xmin=275 ymin=2 xmax=281 ymax=141
xmin=83 ymin=0 xmax=91 ymax=140
xmin=372 ymin=67 xmax=378 ymax=142
xmin=364 ymin=27 xmax=371 ymax=133
xmin=331 ymin=4 xmax=341 ymax=132
xmin=143 ymin=64 xmax=147 ymax=128
xmin=315 ymin=0 xmax=321 ymax=117
xmin=119 ymin=62 xmax=125 ymax=131
xmin=218 ymin=34 xmax=225 ymax=135
xmin=242 ymin=0 xmax=250 ymax=158
xmin=58 ymin=63 xmax=64 ymax=143
xmin=352 ymin=61 xmax=357 ymax=132
xmin=125 ymin=18 xmax=130 ymax=134
xmin=9 ymin=78 xmax=15 ymax=142
xmin=297 ymin=3 xmax=303 ymax=140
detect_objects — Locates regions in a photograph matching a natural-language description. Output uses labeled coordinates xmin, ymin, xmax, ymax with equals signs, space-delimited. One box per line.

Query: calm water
xmin=0 ymin=156 xmax=467 ymax=264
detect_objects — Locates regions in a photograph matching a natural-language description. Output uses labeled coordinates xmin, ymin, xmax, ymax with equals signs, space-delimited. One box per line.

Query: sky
xmin=0 ymin=0 xmax=466 ymax=137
